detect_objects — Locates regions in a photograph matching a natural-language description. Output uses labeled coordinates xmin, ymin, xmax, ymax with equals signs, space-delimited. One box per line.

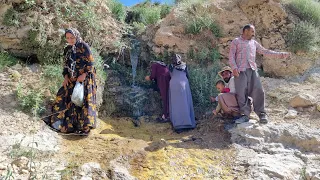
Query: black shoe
xmin=156 ymin=117 xmax=170 ymax=123
xmin=259 ymin=113 xmax=268 ymax=124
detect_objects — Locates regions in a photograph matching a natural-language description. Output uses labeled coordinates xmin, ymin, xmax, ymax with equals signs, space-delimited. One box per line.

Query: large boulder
xmin=289 ymin=94 xmax=316 ymax=108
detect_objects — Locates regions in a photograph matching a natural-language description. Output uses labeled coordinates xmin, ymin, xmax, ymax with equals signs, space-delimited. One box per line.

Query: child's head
xmin=215 ymin=80 xmax=225 ymax=92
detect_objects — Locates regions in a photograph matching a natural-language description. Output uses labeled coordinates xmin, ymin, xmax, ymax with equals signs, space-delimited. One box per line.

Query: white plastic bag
xmin=71 ymin=82 xmax=84 ymax=107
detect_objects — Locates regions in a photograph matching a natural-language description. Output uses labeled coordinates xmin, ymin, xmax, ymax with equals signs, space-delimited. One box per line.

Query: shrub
xmin=109 ymin=0 xmax=127 ymax=22
xmin=0 ymin=52 xmax=19 ymax=70
xmin=3 ymin=8 xmax=19 ymax=26
xmin=188 ymin=47 xmax=221 ymax=66
xmin=160 ymin=4 xmax=172 ymax=18
xmin=42 ymin=64 xmax=63 ymax=95
xmin=91 ymin=48 xmax=107 ymax=83
xmin=185 ymin=15 xmax=222 ymax=37
xmin=188 ymin=64 xmax=221 ymax=114
xmin=132 ymin=22 xmax=147 ymax=35
xmin=290 ymin=0 xmax=320 ymax=25
xmin=131 ymin=3 xmax=171 ymax=25
xmin=16 ymin=83 xmax=45 ymax=116
xmin=286 ymin=21 xmax=320 ymax=52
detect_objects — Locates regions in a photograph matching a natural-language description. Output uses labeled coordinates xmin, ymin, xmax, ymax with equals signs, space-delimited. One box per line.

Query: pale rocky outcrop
xmin=147 ymin=0 xmax=315 ymax=77
xmin=230 ymin=121 xmax=320 ymax=180
xmin=289 ymin=94 xmax=316 ymax=108
xmin=0 ymin=0 xmax=123 ymax=58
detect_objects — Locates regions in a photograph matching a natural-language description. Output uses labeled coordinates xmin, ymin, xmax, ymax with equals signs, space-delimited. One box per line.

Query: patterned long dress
xmin=44 ymin=42 xmax=97 ymax=133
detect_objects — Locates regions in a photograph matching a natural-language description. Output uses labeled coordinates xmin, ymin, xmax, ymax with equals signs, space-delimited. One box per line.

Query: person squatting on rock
xmin=43 ymin=28 xmax=97 ymax=135
xmin=211 ymin=67 xmax=240 ymax=119
xmin=229 ymin=24 xmax=291 ymax=124
xmin=145 ymin=61 xmax=171 ymax=122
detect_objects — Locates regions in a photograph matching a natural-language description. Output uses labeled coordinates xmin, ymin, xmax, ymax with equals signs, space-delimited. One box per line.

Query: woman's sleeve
xmin=82 ymin=43 xmax=94 ymax=73
xmin=150 ymin=63 xmax=157 ymax=80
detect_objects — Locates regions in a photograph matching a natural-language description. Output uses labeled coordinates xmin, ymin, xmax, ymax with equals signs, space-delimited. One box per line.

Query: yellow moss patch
xmin=131 ymin=145 xmax=235 ymax=179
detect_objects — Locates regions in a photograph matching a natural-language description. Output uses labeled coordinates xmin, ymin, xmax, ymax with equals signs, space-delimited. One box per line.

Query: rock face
xmin=289 ymin=94 xmax=316 ymax=108
xmin=144 ymin=0 xmax=315 ymax=77
xmin=99 ymin=69 xmax=162 ymax=117
xmin=230 ymin=121 xmax=320 ymax=180
xmin=0 ymin=0 xmax=122 ymax=60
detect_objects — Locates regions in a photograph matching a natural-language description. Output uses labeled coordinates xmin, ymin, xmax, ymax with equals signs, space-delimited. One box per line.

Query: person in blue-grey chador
xmin=168 ymin=54 xmax=196 ymax=133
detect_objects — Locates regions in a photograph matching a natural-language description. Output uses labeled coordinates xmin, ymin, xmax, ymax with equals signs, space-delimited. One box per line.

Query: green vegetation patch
xmin=286 ymin=21 xmax=320 ymax=52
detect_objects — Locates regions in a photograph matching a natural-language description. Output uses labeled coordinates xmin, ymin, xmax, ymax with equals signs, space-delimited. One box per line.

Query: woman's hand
xmin=145 ymin=76 xmax=151 ymax=81
xmin=77 ymin=73 xmax=87 ymax=83
xmin=63 ymin=75 xmax=71 ymax=89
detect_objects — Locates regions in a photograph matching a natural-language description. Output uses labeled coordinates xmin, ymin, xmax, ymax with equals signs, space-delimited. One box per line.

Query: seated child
xmin=213 ymin=80 xmax=230 ymax=115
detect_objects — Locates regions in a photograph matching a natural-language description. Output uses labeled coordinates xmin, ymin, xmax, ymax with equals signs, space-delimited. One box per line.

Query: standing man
xmin=229 ymin=24 xmax=290 ymax=124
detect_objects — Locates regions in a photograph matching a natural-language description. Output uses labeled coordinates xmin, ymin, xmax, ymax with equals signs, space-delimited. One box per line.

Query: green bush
xmin=0 ymin=52 xmax=19 ymax=70
xmin=132 ymin=22 xmax=147 ymax=35
xmin=188 ymin=47 xmax=221 ymax=66
xmin=291 ymin=0 xmax=320 ymax=25
xmin=286 ymin=21 xmax=320 ymax=52
xmin=109 ymin=0 xmax=127 ymax=22
xmin=42 ymin=64 xmax=64 ymax=95
xmin=160 ymin=4 xmax=172 ymax=18
xmin=16 ymin=83 xmax=44 ymax=116
xmin=133 ymin=6 xmax=162 ymax=25
xmin=185 ymin=15 xmax=222 ymax=37
xmin=131 ymin=2 xmax=173 ymax=25
xmin=3 ymin=8 xmax=19 ymax=26
xmin=91 ymin=48 xmax=107 ymax=83
xmin=188 ymin=65 xmax=220 ymax=114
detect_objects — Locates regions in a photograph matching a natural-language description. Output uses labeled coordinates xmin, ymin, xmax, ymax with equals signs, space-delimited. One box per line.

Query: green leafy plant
xmin=286 ymin=21 xmax=320 ymax=52
xmin=160 ymin=4 xmax=172 ymax=18
xmin=3 ymin=8 xmax=19 ymax=26
xmin=188 ymin=64 xmax=221 ymax=114
xmin=185 ymin=15 xmax=222 ymax=37
xmin=16 ymin=83 xmax=45 ymax=116
xmin=0 ymin=52 xmax=19 ymax=70
xmin=290 ymin=0 xmax=320 ymax=25
xmin=188 ymin=47 xmax=221 ymax=66
xmin=109 ymin=0 xmax=127 ymax=22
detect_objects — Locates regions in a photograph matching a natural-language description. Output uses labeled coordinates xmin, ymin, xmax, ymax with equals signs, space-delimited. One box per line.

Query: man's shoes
xmin=235 ymin=115 xmax=250 ymax=124
xmin=259 ymin=113 xmax=268 ymax=124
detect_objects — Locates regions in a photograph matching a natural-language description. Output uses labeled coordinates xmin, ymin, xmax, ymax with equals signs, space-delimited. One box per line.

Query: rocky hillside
xmin=0 ymin=0 xmax=320 ymax=179
xmin=143 ymin=0 xmax=319 ymax=77
xmin=0 ymin=0 xmax=123 ymax=63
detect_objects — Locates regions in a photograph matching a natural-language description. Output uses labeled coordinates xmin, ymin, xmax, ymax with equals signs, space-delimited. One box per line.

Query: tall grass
xmin=291 ymin=0 xmax=320 ymax=25
xmin=185 ymin=15 xmax=222 ymax=37
xmin=42 ymin=64 xmax=63 ymax=95
xmin=286 ymin=21 xmax=320 ymax=52
xmin=91 ymin=48 xmax=107 ymax=83
xmin=189 ymin=64 xmax=220 ymax=114
xmin=188 ymin=47 xmax=221 ymax=66
xmin=16 ymin=83 xmax=45 ymax=116
xmin=109 ymin=0 xmax=127 ymax=22
xmin=0 ymin=52 xmax=19 ymax=70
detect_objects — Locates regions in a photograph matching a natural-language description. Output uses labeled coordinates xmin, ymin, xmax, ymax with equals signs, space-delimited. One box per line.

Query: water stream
xmin=129 ymin=38 xmax=140 ymax=87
